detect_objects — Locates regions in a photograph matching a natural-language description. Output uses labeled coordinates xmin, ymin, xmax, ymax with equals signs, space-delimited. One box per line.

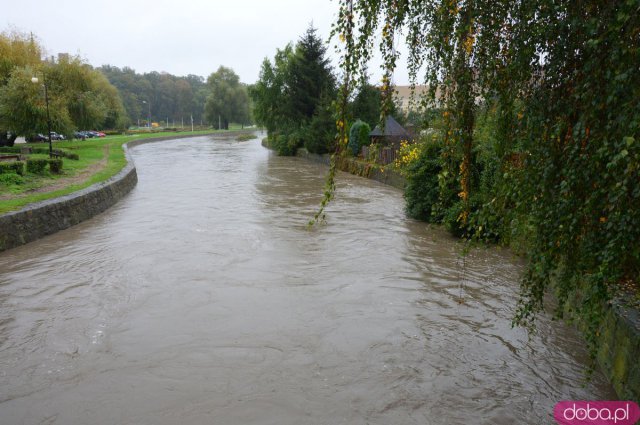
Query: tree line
xmin=100 ymin=64 xmax=251 ymax=130
xmin=0 ymin=30 xmax=252 ymax=146
xmin=250 ymin=25 xmax=399 ymax=156
xmin=98 ymin=65 xmax=208 ymax=128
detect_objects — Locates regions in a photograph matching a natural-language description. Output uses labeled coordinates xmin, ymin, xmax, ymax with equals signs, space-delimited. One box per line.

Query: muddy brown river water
xmin=0 ymin=133 xmax=615 ymax=424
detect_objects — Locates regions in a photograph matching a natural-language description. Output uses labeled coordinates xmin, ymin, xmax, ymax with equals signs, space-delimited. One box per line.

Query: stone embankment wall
xmin=296 ymin=149 xmax=406 ymax=190
xmin=0 ymin=148 xmax=136 ymax=252
xmin=593 ymin=303 xmax=640 ymax=401
xmin=0 ymin=133 xmax=211 ymax=252
xmin=261 ymin=139 xmax=406 ymax=190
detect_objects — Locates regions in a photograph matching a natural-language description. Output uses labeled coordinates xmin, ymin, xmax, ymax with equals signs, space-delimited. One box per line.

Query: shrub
xmin=347 ymin=120 xmax=371 ymax=156
xmin=2 ymin=147 xmax=79 ymax=160
xmin=304 ymin=100 xmax=336 ymax=154
xmin=48 ymin=158 xmax=63 ymax=174
xmin=365 ymin=143 xmax=381 ymax=163
xmin=26 ymin=158 xmax=49 ymax=174
xmin=270 ymin=133 xmax=285 ymax=155
xmin=32 ymin=148 xmax=50 ymax=155
xmin=236 ymin=133 xmax=257 ymax=142
xmin=404 ymin=141 xmax=442 ymax=221
xmin=303 ymin=124 xmax=334 ymax=154
xmin=445 ymin=194 xmax=489 ymax=238
xmin=284 ymin=132 xmax=303 ymax=156
xmin=0 ymin=173 xmax=24 ymax=186
xmin=271 ymin=130 xmax=302 ymax=156
xmin=0 ymin=161 xmax=24 ymax=175
xmin=53 ymin=149 xmax=79 ymax=160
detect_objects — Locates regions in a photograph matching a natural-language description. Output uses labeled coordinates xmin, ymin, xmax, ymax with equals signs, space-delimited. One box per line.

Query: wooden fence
xmin=360 ymin=145 xmax=398 ymax=165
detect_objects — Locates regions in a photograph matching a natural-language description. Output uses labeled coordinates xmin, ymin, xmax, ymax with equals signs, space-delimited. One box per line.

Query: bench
xmin=0 ymin=154 xmax=21 ymax=162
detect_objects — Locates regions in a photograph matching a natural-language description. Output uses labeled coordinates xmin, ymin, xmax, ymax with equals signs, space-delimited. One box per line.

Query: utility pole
xmin=218 ymin=114 xmax=221 ymax=130
xmin=190 ymin=115 xmax=194 ymax=132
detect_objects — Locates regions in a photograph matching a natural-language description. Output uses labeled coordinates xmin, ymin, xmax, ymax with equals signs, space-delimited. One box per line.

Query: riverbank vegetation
xmin=236 ymin=133 xmax=258 ymax=142
xmin=250 ymin=26 xmax=337 ymax=156
xmin=324 ymin=0 xmax=639 ymax=360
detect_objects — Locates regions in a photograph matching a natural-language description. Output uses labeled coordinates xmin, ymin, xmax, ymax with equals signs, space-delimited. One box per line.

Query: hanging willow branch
xmin=309 ymin=0 xmax=355 ymax=226
xmin=314 ymin=0 xmax=640 ymax=365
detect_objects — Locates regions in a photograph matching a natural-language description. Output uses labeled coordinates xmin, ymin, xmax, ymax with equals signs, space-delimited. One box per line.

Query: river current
xmin=0 ymin=133 xmax=615 ymax=424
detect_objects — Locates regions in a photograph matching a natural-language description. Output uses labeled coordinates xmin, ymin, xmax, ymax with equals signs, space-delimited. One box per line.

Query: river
xmin=0 ymin=133 xmax=615 ymax=424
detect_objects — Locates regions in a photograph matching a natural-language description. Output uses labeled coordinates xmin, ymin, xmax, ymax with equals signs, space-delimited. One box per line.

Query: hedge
xmin=48 ymin=158 xmax=63 ymax=174
xmin=26 ymin=159 xmax=49 ymax=174
xmin=0 ymin=147 xmax=79 ymax=160
xmin=0 ymin=161 xmax=24 ymax=175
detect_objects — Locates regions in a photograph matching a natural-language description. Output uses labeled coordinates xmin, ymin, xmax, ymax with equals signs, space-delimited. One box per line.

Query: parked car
xmin=25 ymin=133 xmax=48 ymax=142
xmin=74 ymin=131 xmax=87 ymax=140
xmin=49 ymin=131 xmax=65 ymax=140
xmin=95 ymin=131 xmax=106 ymax=137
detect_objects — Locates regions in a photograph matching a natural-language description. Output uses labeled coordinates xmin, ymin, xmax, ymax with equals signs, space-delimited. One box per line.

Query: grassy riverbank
xmin=0 ymin=128 xmax=240 ymax=214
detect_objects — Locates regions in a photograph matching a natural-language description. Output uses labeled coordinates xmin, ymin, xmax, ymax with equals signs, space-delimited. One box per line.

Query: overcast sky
xmin=2 ymin=0 xmax=411 ymax=85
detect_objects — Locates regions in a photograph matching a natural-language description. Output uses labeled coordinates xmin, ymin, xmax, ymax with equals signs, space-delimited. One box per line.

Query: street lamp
xmin=142 ymin=100 xmax=151 ymax=130
xmin=30 ymin=75 xmax=53 ymax=158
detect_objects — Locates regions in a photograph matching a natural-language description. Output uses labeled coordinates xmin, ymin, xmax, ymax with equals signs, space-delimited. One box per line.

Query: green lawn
xmin=0 ymin=129 xmax=234 ymax=214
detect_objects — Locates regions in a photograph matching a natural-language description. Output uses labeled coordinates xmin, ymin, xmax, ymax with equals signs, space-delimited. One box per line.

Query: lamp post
xmin=142 ymin=100 xmax=151 ymax=130
xmin=30 ymin=75 xmax=53 ymax=158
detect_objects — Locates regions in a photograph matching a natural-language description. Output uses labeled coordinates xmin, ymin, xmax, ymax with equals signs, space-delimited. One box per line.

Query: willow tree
xmin=52 ymin=57 xmax=129 ymax=130
xmin=326 ymin=0 xmax=640 ymax=359
xmin=204 ymin=66 xmax=250 ymax=130
xmin=0 ymin=65 xmax=74 ymax=137
xmin=0 ymin=30 xmax=43 ymax=145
